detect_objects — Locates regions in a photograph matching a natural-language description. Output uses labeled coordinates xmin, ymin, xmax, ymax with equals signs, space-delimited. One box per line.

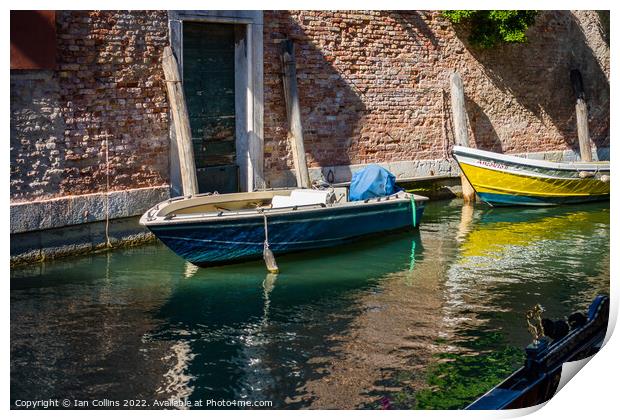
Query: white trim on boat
xmin=452 ymin=146 xmax=610 ymax=172
xmin=454 ymin=153 xmax=588 ymax=180
xmin=140 ymin=191 xmax=428 ymax=227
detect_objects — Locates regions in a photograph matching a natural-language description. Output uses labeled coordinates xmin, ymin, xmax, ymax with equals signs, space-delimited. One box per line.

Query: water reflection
xmin=10 ymin=200 xmax=609 ymax=409
xmin=157 ymin=340 xmax=196 ymax=405
xmin=417 ymin=201 xmax=611 ymax=409
xmin=11 ymin=248 xmax=178 ymax=403
xmin=144 ymin=231 xmax=423 ymax=407
xmin=445 ymin=202 xmax=610 ymax=343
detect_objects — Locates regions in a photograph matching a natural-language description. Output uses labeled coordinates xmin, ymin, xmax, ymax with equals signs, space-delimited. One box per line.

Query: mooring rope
xmin=262 ymin=212 xmax=279 ymax=274
xmin=410 ymin=194 xmax=417 ymax=228
xmin=441 ymin=89 xmax=452 ymax=161
xmin=263 ymin=213 xmax=270 ymax=245
xmin=104 ymin=132 xmax=112 ymax=248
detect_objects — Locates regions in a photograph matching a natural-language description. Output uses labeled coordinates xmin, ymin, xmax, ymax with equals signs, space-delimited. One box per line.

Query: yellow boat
xmin=452 ymin=146 xmax=610 ymax=206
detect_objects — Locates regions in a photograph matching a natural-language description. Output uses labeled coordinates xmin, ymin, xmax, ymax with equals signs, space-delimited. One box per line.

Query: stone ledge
xmin=265 ymin=147 xmax=610 ymax=188
xmin=518 ymin=146 xmax=609 ymax=162
xmin=10 ymin=185 xmax=170 ymax=234
xmin=266 ymin=158 xmax=461 ymax=188
xmin=10 ymin=216 xmax=155 ymax=267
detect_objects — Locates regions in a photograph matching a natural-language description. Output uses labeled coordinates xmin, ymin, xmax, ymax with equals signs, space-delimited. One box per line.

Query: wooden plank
xmin=575 ymin=100 xmax=592 ymax=162
xmin=167 ymin=19 xmax=183 ymax=197
xmin=449 ymin=72 xmax=476 ymax=203
xmin=234 ymin=24 xmax=249 ymax=192
xmin=249 ymin=22 xmax=266 ymax=190
xmin=450 ymin=73 xmax=469 ymax=148
xmin=162 ymin=46 xmax=199 ymax=196
xmin=571 ymin=69 xmax=593 ymax=162
xmin=280 ymin=39 xmax=311 ymax=189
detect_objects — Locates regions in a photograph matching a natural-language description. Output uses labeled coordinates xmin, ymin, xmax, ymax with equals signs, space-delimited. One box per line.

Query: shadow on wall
xmin=596 ymin=11 xmax=610 ymax=46
xmin=388 ymin=11 xmax=440 ymax=50
xmin=451 ymin=11 xmax=609 ymax=153
xmin=465 ymin=94 xmax=503 ymax=153
xmin=264 ymin=11 xmax=368 ymax=186
xmin=56 ymin=11 xmax=169 ymax=196
xmin=265 ymin=11 xmax=456 ymax=186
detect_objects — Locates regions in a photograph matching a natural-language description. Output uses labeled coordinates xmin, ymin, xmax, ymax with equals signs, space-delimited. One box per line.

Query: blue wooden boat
xmin=140 ymin=188 xmax=428 ymax=267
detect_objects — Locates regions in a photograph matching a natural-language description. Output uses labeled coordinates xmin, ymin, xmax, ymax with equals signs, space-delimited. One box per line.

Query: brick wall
xmin=11 ymin=10 xmax=610 ymax=201
xmin=11 ymin=10 xmax=170 ymax=203
xmin=262 ymin=10 xmax=609 ymax=184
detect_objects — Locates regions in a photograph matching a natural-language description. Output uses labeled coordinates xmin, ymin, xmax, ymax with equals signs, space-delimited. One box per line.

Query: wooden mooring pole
xmin=571 ymin=69 xmax=593 ymax=162
xmin=280 ymin=39 xmax=311 ymax=189
xmin=450 ymin=72 xmax=476 ymax=203
xmin=162 ymin=46 xmax=199 ymax=196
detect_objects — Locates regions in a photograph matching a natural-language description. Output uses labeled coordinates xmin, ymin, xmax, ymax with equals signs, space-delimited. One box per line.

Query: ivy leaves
xmin=443 ymin=10 xmax=539 ymax=49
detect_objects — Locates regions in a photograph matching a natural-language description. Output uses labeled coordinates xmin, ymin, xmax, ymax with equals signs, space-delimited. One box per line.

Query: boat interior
xmin=157 ymin=188 xmax=349 ymax=217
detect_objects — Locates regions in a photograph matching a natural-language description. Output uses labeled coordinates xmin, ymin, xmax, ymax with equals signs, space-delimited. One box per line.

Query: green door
xmin=183 ymin=22 xmax=238 ymax=193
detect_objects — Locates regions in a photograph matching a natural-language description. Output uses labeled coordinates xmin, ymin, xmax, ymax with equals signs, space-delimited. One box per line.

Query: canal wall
xmin=10 ymin=186 xmax=169 ymax=266
xmin=11 ymin=11 xmax=171 ymax=265
xmin=10 ymin=10 xmax=609 ymax=264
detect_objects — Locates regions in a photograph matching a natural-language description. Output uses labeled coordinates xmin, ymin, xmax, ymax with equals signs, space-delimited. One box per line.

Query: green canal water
xmin=10 ymin=200 xmax=609 ymax=409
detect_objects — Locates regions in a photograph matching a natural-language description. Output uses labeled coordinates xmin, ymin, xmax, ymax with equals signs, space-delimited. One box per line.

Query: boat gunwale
xmin=466 ymin=296 xmax=609 ymax=410
xmin=456 ymin=158 xmax=610 ymax=181
xmin=150 ymin=205 xmax=417 ymax=231
xmin=452 ymin=145 xmax=610 ymax=172
xmin=140 ymin=191 xmax=428 ymax=227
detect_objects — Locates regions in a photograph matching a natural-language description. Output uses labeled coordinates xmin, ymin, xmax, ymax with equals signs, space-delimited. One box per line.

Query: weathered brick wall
xmin=11 ymin=10 xmax=610 ymax=201
xmin=11 ymin=71 xmax=66 ymax=199
xmin=10 ymin=10 xmax=170 ymax=203
xmin=263 ymin=10 xmax=609 ymax=184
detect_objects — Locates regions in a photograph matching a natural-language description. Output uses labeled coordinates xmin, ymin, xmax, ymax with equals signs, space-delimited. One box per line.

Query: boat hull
xmin=146 ymin=199 xmax=425 ymax=267
xmin=467 ymin=295 xmax=609 ymax=410
xmin=453 ymin=146 xmax=610 ymax=206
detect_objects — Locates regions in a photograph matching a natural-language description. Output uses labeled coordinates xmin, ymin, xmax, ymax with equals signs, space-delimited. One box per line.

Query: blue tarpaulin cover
xmin=349 ymin=164 xmax=400 ymax=201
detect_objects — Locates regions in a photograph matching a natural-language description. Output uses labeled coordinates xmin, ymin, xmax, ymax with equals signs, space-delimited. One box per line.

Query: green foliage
xmin=414 ymin=332 xmax=524 ymax=409
xmin=414 ymin=346 xmax=523 ymax=409
xmin=443 ymin=10 xmax=538 ymax=49
xmin=370 ymin=330 xmax=525 ymax=410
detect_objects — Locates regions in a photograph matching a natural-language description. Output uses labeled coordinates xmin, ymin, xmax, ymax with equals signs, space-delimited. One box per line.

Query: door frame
xmin=168 ymin=10 xmax=264 ymax=195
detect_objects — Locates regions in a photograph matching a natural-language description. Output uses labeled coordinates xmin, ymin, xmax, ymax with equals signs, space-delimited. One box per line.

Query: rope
xmin=104 ymin=133 xmax=112 ymax=248
xmin=410 ymin=194 xmax=417 ymax=227
xmin=441 ymin=90 xmax=451 ymax=161
xmin=263 ymin=213 xmax=270 ymax=246
xmin=262 ymin=212 xmax=279 ymax=274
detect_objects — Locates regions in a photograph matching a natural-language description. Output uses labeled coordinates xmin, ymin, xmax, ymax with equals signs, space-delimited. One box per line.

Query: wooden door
xmin=183 ymin=22 xmax=238 ymax=193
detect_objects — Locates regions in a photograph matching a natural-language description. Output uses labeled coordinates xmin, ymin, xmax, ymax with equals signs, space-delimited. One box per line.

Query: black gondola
xmin=467 ymin=295 xmax=609 ymax=410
